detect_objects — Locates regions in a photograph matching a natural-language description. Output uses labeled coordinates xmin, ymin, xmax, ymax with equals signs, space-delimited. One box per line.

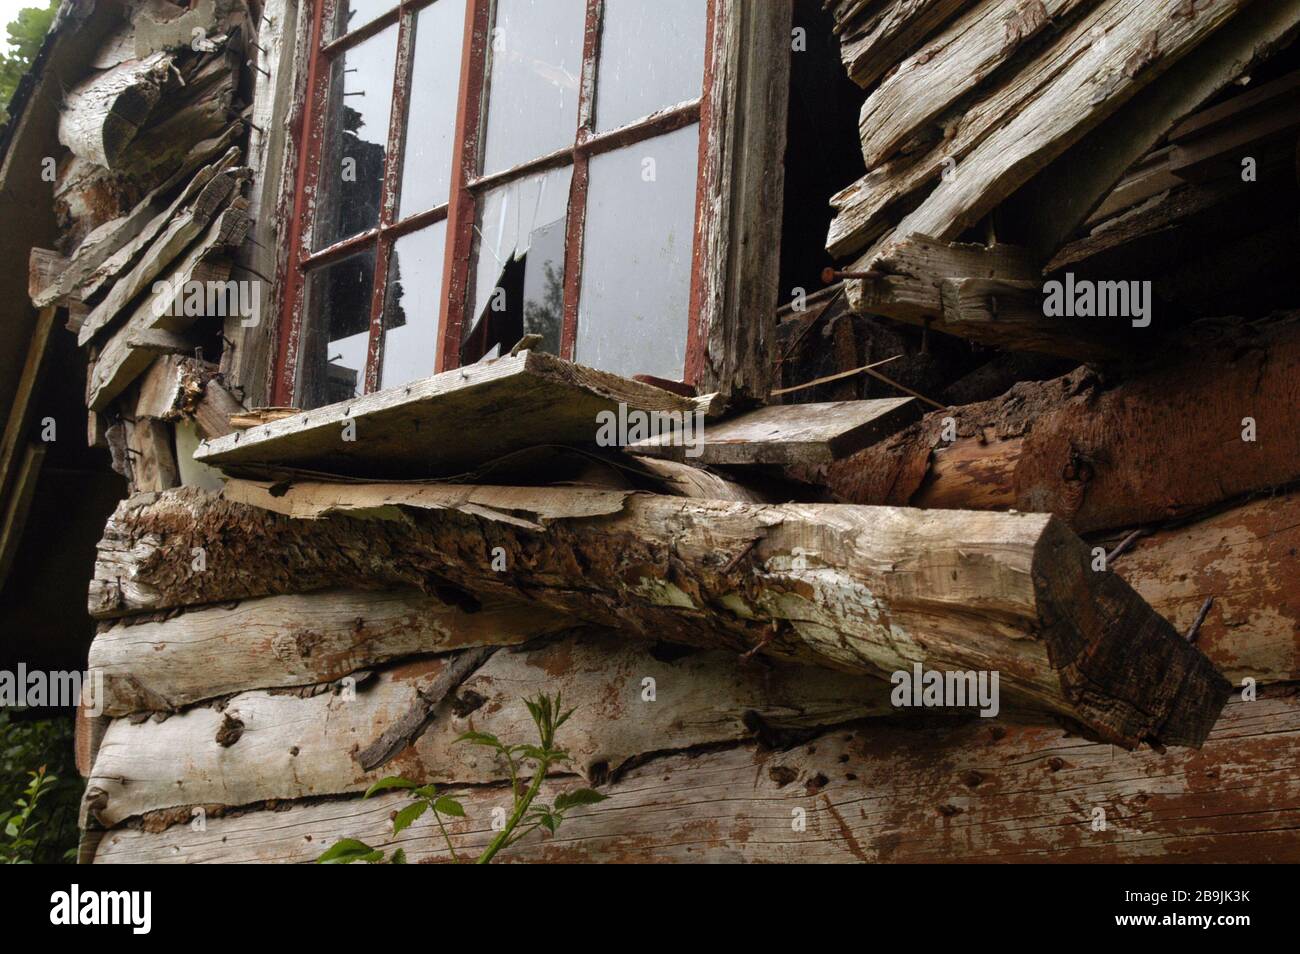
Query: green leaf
xmin=414 ymin=785 xmax=439 ymax=800
xmin=363 ymin=776 xmax=419 ymax=798
xmin=315 ymin=838 xmax=380 ymax=864
xmin=392 ymin=800 xmax=427 ymax=835
xmin=454 ymin=730 xmax=502 ymax=749
xmin=391 ymin=848 xmax=407 ymax=864
xmin=433 ymin=796 xmax=465 ymax=818
xmin=554 ymin=788 xmax=607 ymax=812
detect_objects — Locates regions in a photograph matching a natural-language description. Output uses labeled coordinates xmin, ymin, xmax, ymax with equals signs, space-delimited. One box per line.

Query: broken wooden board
xmin=835 ymin=0 xmax=970 ymax=90
xmin=825 ymin=318 xmax=1300 ymax=533
xmin=91 ymin=691 xmax=1300 ymax=864
xmin=83 ymin=631 xmax=896 ymax=827
xmin=194 ymin=351 xmax=709 ymax=481
xmin=87 ymin=205 xmax=249 ymax=411
xmin=627 ymin=398 xmax=916 ymax=466
xmin=92 ymin=485 xmax=1231 ymax=749
xmin=89 ymin=588 xmax=571 ymax=716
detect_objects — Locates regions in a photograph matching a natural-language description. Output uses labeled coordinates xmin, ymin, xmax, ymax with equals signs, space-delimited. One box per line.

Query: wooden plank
xmin=83 ymin=631 xmax=896 ymax=827
xmin=76 ymin=165 xmax=246 ymax=346
xmin=837 ymin=0 xmax=971 ymax=89
xmin=1006 ymin=0 xmax=1300 ymax=258
xmin=88 ymin=588 xmax=572 ymax=716
xmin=628 ymin=398 xmax=917 ymax=466
xmin=194 ymin=351 xmax=707 ymax=480
xmin=93 ymin=484 xmax=1231 ymax=749
xmin=134 ymin=355 xmax=187 ymax=420
xmin=87 ymin=206 xmax=249 ymax=411
xmin=92 ymin=692 xmax=1300 ymax=864
xmin=856 ymin=0 xmax=1093 ymax=168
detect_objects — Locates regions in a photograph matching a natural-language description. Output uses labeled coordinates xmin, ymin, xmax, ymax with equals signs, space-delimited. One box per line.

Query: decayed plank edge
xmin=90 ymin=485 xmax=1230 ymax=748
xmin=91 ymin=692 xmax=1298 ymax=863
xmin=88 ymin=587 xmax=572 ymax=716
xmin=628 ymin=398 xmax=917 ymax=466
xmin=84 ymin=631 xmax=897 ymax=826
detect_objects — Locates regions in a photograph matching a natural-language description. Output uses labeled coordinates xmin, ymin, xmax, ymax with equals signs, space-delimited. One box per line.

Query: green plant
xmin=317 ymin=692 xmax=606 ymax=864
xmin=0 ymin=1 xmax=58 ymax=123
xmin=0 ymin=710 xmax=78 ymax=864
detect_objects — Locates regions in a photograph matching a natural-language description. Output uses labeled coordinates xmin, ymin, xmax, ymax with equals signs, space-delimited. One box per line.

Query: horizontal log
xmin=88 ymin=588 xmax=571 ymax=716
xmin=92 ymin=692 xmax=1300 ymax=863
xmin=57 ymin=52 xmax=173 ymax=168
xmin=84 ymin=631 xmax=895 ymax=826
xmin=90 ymin=484 xmax=1230 ymax=748
xmin=1113 ymin=492 xmax=1300 ymax=685
xmin=825 ymin=317 xmax=1300 ymax=532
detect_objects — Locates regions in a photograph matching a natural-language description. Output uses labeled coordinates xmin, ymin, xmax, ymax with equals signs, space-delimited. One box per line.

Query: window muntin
xmin=279 ymin=0 xmax=716 ymax=408
xmin=594 ymin=0 xmax=707 ymax=133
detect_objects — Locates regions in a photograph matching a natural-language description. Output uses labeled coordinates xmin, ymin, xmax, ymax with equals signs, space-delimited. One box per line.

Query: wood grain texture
xmin=88 ymin=484 xmax=1229 ymax=748
xmin=88 ymin=588 xmax=571 ymax=716
xmin=84 ymin=631 xmax=896 ymax=826
xmin=91 ymin=691 xmax=1299 ymax=863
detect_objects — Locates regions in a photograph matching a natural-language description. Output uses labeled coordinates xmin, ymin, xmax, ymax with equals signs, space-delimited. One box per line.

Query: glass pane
xmin=379 ymin=222 xmax=448 ymax=387
xmin=595 ymin=0 xmax=707 ymax=132
xmin=299 ymin=247 xmax=376 ymax=408
xmin=398 ymin=0 xmax=467 ymax=217
xmin=327 ymin=0 xmax=396 ymax=43
xmin=481 ymin=0 xmax=585 ymax=176
xmin=464 ymin=165 xmax=572 ymax=364
xmin=576 ymin=124 xmax=699 ymax=381
xmin=313 ymin=26 xmax=398 ymax=251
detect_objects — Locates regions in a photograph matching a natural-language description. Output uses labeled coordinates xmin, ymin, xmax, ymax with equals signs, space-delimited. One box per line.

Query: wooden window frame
xmin=272 ymin=0 xmax=789 ymax=407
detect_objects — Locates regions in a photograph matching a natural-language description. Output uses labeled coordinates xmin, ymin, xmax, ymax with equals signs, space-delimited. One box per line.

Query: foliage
xmin=0 ymin=710 xmax=79 ymax=863
xmin=0 ymin=1 xmax=58 ymax=125
xmin=317 ymin=692 xmax=607 ymax=864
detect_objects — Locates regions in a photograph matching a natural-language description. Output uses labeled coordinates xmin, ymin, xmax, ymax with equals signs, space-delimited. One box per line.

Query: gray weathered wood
xmin=629 ymin=398 xmax=916 ymax=465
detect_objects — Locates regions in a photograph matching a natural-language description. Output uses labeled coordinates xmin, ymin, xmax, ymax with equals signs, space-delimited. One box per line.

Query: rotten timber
xmin=83 ymin=631 xmax=897 ymax=827
xmin=89 ymin=485 xmax=1230 ymax=749
xmin=91 ymin=692 xmax=1299 ymax=864
xmin=823 ymin=318 xmax=1300 ymax=532
xmin=88 ymin=588 xmax=571 ymax=716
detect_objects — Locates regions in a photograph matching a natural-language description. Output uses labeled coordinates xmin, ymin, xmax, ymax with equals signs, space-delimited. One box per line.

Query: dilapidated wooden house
xmin=1 ymin=0 xmax=1297 ymax=863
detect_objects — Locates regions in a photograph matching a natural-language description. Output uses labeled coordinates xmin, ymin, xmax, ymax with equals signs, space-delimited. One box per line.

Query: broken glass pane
xmin=595 ymin=0 xmax=707 ymax=132
xmin=576 ymin=123 xmax=699 ymax=381
xmin=379 ymin=221 xmax=448 ymax=387
xmin=398 ymin=0 xmax=467 ymax=218
xmin=463 ymin=165 xmax=572 ymax=364
xmin=299 ymin=246 xmax=376 ymax=409
xmin=313 ymin=26 xmax=398 ymax=251
xmin=327 ymin=0 xmax=396 ymax=44
xmin=481 ymin=0 xmax=585 ymax=176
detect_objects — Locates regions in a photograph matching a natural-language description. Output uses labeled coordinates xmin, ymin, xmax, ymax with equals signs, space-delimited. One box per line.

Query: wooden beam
xmin=690 ymin=0 xmax=791 ymax=401
xmin=83 ymin=631 xmax=896 ymax=827
xmin=194 ymin=351 xmax=709 ymax=480
xmin=835 ymin=0 xmax=969 ymax=89
xmin=88 ymin=588 xmax=572 ymax=716
xmin=92 ymin=484 xmax=1230 ymax=748
xmin=91 ymin=693 xmax=1300 ymax=864
xmin=628 ymin=398 xmax=916 ymax=466
xmin=0 ymin=306 xmax=56 ymax=510
xmin=0 ymin=443 xmax=46 ymax=588
xmin=825 ymin=317 xmax=1300 ymax=533
xmin=57 ymin=51 xmax=173 ymax=169
xmin=123 ymin=418 xmax=179 ymax=494
xmin=1113 ymin=492 xmax=1300 ymax=686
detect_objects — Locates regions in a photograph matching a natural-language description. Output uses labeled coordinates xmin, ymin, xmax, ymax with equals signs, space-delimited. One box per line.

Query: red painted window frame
xmin=273 ymin=0 xmax=718 ymax=407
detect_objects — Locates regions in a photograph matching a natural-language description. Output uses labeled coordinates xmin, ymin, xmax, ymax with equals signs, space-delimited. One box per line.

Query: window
xmin=275 ymin=0 xmax=735 ymax=408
